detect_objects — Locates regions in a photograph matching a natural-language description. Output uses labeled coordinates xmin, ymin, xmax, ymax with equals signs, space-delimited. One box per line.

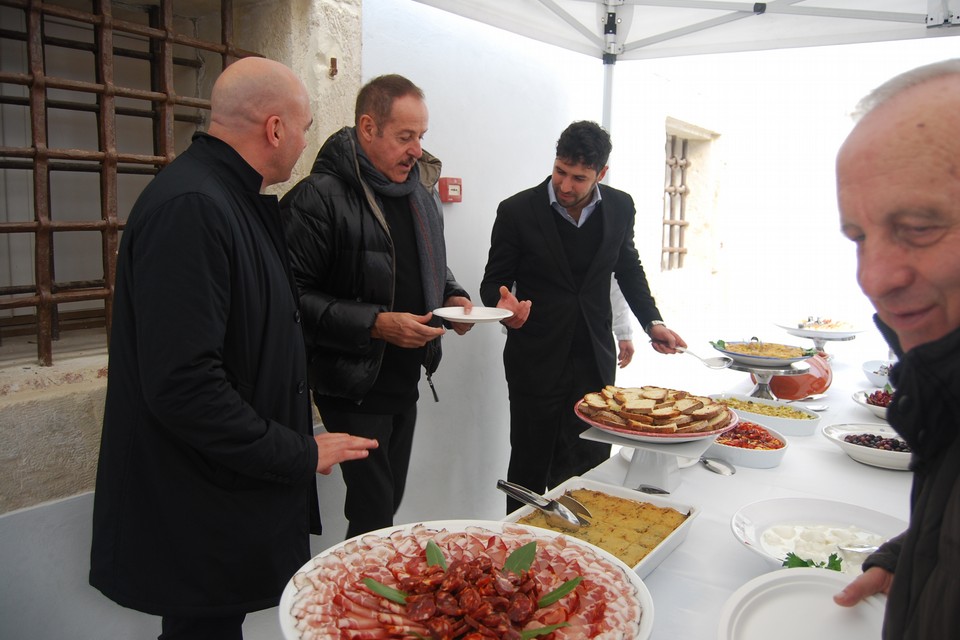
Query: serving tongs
xmin=496 ymin=479 xmax=592 ymax=531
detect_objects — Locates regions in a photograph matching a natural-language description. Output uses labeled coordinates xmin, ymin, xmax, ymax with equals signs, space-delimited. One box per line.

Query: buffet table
xmin=582 ymin=354 xmax=910 ymax=639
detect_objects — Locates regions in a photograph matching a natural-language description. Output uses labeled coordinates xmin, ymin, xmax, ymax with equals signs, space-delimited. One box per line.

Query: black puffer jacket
xmin=280 ymin=127 xmax=467 ymax=402
xmin=864 ymin=317 xmax=960 ymax=639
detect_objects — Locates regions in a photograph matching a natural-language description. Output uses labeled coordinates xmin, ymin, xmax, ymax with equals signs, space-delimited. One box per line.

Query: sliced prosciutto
xmin=288 ymin=523 xmax=643 ymax=639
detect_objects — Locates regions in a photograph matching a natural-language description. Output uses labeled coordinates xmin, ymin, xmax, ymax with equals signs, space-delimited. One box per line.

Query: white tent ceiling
xmin=412 ymin=0 xmax=959 ymax=61
xmin=413 ymin=0 xmax=959 ymax=129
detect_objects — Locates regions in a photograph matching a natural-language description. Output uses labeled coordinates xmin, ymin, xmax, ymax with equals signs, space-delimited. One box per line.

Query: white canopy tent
xmin=412 ymin=0 xmax=960 ymax=128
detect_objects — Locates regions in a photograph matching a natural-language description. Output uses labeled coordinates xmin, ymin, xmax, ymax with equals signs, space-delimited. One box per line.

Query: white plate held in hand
xmin=718 ymin=568 xmax=884 ymax=640
xmin=432 ymin=306 xmax=513 ymax=323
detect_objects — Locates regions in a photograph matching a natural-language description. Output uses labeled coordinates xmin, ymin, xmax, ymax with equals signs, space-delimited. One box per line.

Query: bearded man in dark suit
xmin=480 ymin=121 xmax=686 ymax=513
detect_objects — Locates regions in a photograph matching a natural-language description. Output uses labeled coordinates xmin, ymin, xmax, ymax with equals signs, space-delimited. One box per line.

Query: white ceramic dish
xmin=575 ymin=404 xmax=739 ymax=444
xmin=717 ymin=567 xmax=884 ymax=640
xmin=711 ymin=341 xmax=814 ymax=368
xmin=711 ymin=393 xmax=820 ymax=437
xmin=852 ymin=390 xmax=889 ymax=420
xmin=775 ymin=322 xmax=863 ymax=341
xmin=503 ymin=476 xmax=699 ymax=579
xmin=705 ymin=421 xmax=788 ymax=469
xmin=822 ymin=423 xmax=911 ymax=471
xmin=730 ymin=497 xmax=907 ymax=568
xmin=432 ymin=306 xmax=513 ymax=323
xmin=861 ymin=360 xmax=894 ymax=388
xmin=280 ymin=519 xmax=654 ymax=640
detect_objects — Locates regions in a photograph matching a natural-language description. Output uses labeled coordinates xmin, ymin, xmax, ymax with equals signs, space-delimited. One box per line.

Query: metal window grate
xmin=0 ymin=0 xmax=256 ymax=365
xmin=661 ymin=134 xmax=690 ymax=271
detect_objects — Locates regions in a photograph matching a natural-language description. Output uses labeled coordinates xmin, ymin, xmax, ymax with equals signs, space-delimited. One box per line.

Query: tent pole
xmin=603 ymin=58 xmax=614 ymax=134
xmin=602 ymin=4 xmax=620 ymax=183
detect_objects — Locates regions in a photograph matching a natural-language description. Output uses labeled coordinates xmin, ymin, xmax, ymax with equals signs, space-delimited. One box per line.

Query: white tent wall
xmin=358 ymin=0 xmax=606 ymax=536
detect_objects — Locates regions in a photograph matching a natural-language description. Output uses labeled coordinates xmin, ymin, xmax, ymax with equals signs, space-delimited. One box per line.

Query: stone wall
xmin=0 ymin=0 xmax=362 ymax=517
xmin=0 ymin=354 xmax=107 ymax=512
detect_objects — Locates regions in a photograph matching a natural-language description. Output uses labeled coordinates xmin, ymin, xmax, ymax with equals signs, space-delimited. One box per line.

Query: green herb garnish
xmin=521 ymin=623 xmax=570 ymax=639
xmin=782 ymin=552 xmax=842 ymax=571
xmin=537 ymin=576 xmax=583 ymax=607
xmin=425 ymin=539 xmax=447 ymax=570
xmin=362 ymin=577 xmax=408 ymax=604
xmin=503 ymin=540 xmax=537 ymax=574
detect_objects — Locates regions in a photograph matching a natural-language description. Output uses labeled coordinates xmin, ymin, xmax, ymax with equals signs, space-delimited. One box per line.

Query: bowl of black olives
xmin=821 ymin=423 xmax=911 ymax=471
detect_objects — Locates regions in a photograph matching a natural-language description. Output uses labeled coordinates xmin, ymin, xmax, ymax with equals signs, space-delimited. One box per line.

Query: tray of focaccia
xmin=576 ymin=384 xmax=738 ymax=442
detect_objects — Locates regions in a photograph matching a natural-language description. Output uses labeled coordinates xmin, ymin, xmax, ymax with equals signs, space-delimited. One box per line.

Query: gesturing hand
xmin=496 ymin=285 xmax=531 ymax=329
xmin=314 ymin=433 xmax=379 ymax=475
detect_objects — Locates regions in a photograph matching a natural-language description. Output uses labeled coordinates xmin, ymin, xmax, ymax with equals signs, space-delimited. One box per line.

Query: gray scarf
xmin=353 ymin=133 xmax=448 ymax=324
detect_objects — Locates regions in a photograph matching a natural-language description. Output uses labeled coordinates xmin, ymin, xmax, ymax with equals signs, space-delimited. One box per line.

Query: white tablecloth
xmin=583 ymin=356 xmax=910 ymax=640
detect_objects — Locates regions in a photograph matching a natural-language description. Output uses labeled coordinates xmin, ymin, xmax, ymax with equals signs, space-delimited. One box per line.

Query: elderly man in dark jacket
xmin=281 ymin=74 xmax=471 ymax=538
xmin=89 ymin=57 xmax=377 ymax=640
xmin=833 ymin=58 xmax=960 ymax=639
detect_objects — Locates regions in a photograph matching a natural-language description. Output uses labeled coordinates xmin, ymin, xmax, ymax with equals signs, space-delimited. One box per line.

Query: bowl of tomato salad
xmin=706 ymin=420 xmax=788 ymax=469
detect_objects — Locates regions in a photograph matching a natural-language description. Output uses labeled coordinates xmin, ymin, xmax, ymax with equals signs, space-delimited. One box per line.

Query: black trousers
xmin=505 ymin=351 xmax=611 ymax=514
xmin=318 ymin=403 xmax=418 ymax=539
xmin=159 ymin=614 xmax=245 ymax=640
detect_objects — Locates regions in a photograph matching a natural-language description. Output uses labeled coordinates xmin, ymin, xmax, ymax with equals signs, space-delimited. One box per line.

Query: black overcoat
xmin=479 ymin=177 xmax=662 ymax=395
xmin=864 ymin=319 xmax=960 ymax=639
xmin=90 ymin=134 xmax=319 ymax=617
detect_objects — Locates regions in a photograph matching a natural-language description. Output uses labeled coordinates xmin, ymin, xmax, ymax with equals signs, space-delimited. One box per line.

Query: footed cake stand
xmin=580 ymin=426 xmax=720 ymax=492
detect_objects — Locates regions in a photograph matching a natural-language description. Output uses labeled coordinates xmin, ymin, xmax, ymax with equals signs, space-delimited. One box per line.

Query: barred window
xmin=661 ymin=117 xmax=718 ymax=272
xmin=0 ymin=0 xmax=256 ymax=365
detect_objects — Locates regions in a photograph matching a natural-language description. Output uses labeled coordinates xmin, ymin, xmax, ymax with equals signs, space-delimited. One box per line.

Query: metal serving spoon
xmin=651 ymin=341 xmax=732 ymax=369
xmin=784 ymin=396 xmax=830 ymax=412
xmin=496 ymin=480 xmax=590 ymax=531
xmin=678 ymin=347 xmax=734 ymax=369
xmin=635 ymin=484 xmax=670 ymax=494
xmin=837 ymin=543 xmax=879 ymax=568
xmin=700 ymin=456 xmax=736 ymax=475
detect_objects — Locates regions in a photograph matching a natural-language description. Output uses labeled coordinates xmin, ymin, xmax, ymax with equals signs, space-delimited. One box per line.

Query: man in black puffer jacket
xmin=281 ymin=75 xmax=472 ymax=538
xmin=833 ymin=58 xmax=960 ymax=639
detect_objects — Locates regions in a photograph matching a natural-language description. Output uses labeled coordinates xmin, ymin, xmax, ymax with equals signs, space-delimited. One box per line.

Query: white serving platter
xmin=705 ymin=421 xmax=789 ymax=469
xmin=822 ymin=423 xmax=911 ymax=471
xmin=711 ymin=341 xmax=814 ymax=367
xmin=503 ymin=476 xmax=699 ymax=579
xmin=852 ymin=390 xmax=889 ymax=420
xmin=775 ymin=322 xmax=864 ymax=340
xmin=711 ymin=393 xmax=820 ymax=437
xmin=575 ymin=403 xmax=739 ymax=444
xmin=730 ymin=497 xmax=906 ymax=568
xmin=280 ymin=519 xmax=654 ymax=640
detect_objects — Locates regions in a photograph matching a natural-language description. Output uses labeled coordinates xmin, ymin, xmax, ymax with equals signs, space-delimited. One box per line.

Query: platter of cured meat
xmin=280 ymin=520 xmax=653 ymax=639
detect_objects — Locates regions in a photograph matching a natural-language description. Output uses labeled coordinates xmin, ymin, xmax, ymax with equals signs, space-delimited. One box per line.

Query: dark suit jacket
xmin=480 ymin=177 xmax=662 ymax=396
